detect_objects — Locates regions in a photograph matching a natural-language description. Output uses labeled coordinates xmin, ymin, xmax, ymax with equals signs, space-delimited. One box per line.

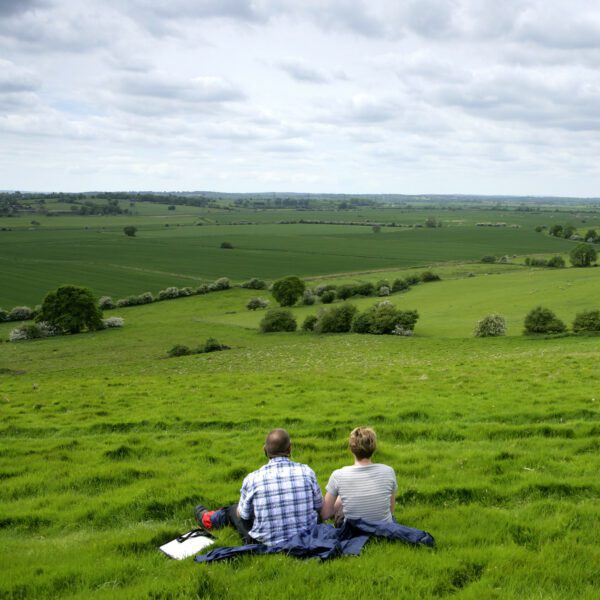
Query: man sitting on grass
xmin=195 ymin=428 xmax=323 ymax=545
xmin=320 ymin=426 xmax=397 ymax=526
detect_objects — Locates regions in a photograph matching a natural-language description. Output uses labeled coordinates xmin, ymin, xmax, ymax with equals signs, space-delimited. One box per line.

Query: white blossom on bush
xmin=378 ymin=286 xmax=391 ymax=296
xmin=474 ymin=314 xmax=507 ymax=337
xmin=102 ymin=317 xmax=125 ymax=328
xmin=392 ymin=325 xmax=414 ymax=336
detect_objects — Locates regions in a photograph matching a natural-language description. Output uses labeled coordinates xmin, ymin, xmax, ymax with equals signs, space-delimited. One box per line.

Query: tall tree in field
xmin=37 ymin=285 xmax=103 ymax=333
xmin=570 ymin=243 xmax=597 ymax=267
xmin=271 ymin=276 xmax=305 ymax=307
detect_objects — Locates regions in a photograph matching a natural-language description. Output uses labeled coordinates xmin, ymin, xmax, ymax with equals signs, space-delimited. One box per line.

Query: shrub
xmin=209 ymin=277 xmax=231 ymax=291
xmin=37 ymin=286 xmax=103 ymax=334
xmin=420 ymin=271 xmax=441 ymax=282
xmin=241 ymin=278 xmax=267 ymax=290
xmin=259 ymin=308 xmax=297 ymax=333
xmin=246 ymin=297 xmax=269 ymax=311
xmin=203 ymin=338 xmax=230 ymax=352
xmin=314 ymin=284 xmax=337 ymax=296
xmin=123 ymin=225 xmax=137 ymax=237
xmin=378 ymin=286 xmax=390 ymax=297
xmin=320 ymin=290 xmax=336 ymax=304
xmin=337 ymin=282 xmax=375 ymax=300
xmin=9 ymin=306 xmax=33 ymax=321
xmin=301 ymin=290 xmax=316 ymax=305
xmin=570 ymin=243 xmax=597 ymax=267
xmin=271 ymin=276 xmax=305 ymax=307
xmin=138 ymin=291 xmax=155 ymax=304
xmin=375 ymin=280 xmax=390 ymax=290
xmin=302 ymin=315 xmax=318 ymax=331
xmin=98 ymin=296 xmax=115 ymax=310
xmin=584 ymin=229 xmax=598 ymax=243
xmin=178 ymin=287 xmax=193 ymax=297
xmin=404 ymin=274 xmax=420 ymax=286
xmin=351 ymin=301 xmax=419 ymax=335
xmin=158 ymin=287 xmax=180 ymax=300
xmin=547 ymin=256 xmax=565 ymax=268
xmin=8 ymin=322 xmax=59 ymax=342
xmin=102 ymin=317 xmax=125 ymax=328
xmin=314 ymin=304 xmax=358 ymax=333
xmin=168 ymin=344 xmax=191 ymax=357
xmin=220 ymin=242 xmax=233 ymax=249
xmin=572 ymin=310 xmax=600 ymax=333
xmin=0 ymin=308 xmax=8 ymax=322
xmin=523 ymin=306 xmax=567 ymax=335
xmin=392 ymin=278 xmax=409 ymax=292
xmin=481 ymin=255 xmax=496 ymax=263
xmin=116 ymin=295 xmax=139 ymax=307
xmin=474 ymin=314 xmax=507 ymax=337
xmin=392 ymin=325 xmax=414 ymax=336
xmin=195 ymin=284 xmax=210 ymax=295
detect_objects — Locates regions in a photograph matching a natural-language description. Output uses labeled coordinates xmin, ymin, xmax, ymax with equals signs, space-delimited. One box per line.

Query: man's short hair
xmin=264 ymin=428 xmax=291 ymax=458
xmin=349 ymin=427 xmax=377 ymax=459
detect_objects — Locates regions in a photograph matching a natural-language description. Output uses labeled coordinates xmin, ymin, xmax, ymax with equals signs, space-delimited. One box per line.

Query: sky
xmin=2 ymin=0 xmax=600 ymax=196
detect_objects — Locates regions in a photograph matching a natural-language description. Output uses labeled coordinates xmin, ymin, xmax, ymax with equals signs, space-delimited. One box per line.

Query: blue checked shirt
xmin=237 ymin=457 xmax=323 ymax=546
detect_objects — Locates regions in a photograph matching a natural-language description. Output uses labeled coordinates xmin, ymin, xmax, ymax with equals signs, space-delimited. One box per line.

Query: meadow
xmin=1 ymin=200 xmax=588 ymax=307
xmin=1 ymin=262 xmax=599 ymax=599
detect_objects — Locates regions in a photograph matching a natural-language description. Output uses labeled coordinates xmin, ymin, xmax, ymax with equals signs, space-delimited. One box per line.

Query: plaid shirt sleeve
xmin=309 ymin=468 xmax=323 ymax=510
xmin=237 ymin=474 xmax=253 ymax=520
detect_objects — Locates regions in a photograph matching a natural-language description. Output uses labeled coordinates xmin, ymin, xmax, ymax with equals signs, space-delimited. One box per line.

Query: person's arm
xmin=237 ymin=476 xmax=253 ymax=520
xmin=389 ymin=493 xmax=395 ymax=515
xmin=320 ymin=491 xmax=337 ymax=520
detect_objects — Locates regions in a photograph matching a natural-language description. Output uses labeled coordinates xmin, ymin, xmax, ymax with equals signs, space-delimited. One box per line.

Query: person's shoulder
xmin=375 ymin=463 xmax=396 ymax=476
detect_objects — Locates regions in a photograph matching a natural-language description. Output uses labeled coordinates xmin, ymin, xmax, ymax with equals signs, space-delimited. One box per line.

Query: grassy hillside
xmin=1 ymin=268 xmax=598 ymax=599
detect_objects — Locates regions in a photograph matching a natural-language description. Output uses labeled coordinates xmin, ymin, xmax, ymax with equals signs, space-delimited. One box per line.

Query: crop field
xmin=1 ymin=266 xmax=599 ymax=599
xmin=0 ymin=213 xmax=579 ymax=307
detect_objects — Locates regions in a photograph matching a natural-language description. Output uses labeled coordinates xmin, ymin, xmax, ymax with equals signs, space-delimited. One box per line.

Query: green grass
xmin=1 ymin=267 xmax=599 ymax=599
xmin=0 ymin=218 xmax=576 ymax=306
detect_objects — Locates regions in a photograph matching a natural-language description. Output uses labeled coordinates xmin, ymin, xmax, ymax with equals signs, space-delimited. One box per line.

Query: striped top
xmin=326 ymin=463 xmax=397 ymax=522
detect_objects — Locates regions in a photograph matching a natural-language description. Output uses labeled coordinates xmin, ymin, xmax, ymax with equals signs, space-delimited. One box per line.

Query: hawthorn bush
xmin=474 ymin=314 xmax=507 ymax=337
xmin=523 ymin=306 xmax=567 ymax=335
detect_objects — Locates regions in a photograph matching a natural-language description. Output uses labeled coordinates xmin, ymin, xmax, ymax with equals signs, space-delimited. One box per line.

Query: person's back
xmin=321 ymin=427 xmax=397 ymax=525
xmin=239 ymin=456 xmax=321 ymax=545
xmin=327 ymin=462 xmax=395 ymax=522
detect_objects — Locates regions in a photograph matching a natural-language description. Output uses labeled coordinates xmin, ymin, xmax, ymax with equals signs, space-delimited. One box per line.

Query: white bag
xmin=159 ymin=529 xmax=215 ymax=560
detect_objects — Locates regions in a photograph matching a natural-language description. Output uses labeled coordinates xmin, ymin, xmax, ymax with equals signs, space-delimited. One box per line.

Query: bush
xmin=271 ymin=276 xmax=305 ymax=307
xmin=320 ymin=290 xmax=336 ymax=304
xmin=302 ymin=315 xmax=318 ymax=331
xmin=98 ymin=296 xmax=115 ymax=310
xmin=523 ymin=306 xmax=567 ymax=335
xmin=404 ymin=274 xmax=421 ymax=286
xmin=481 ymin=255 xmax=496 ymax=263
xmin=314 ymin=304 xmax=358 ymax=333
xmin=572 ymin=310 xmax=600 ymax=333
xmin=158 ymin=287 xmax=180 ymax=300
xmin=0 ymin=308 xmax=8 ymax=322
xmin=336 ymin=282 xmax=374 ymax=300
xmin=37 ymin=285 xmax=103 ymax=334
xmin=392 ymin=278 xmax=409 ymax=292
xmin=259 ymin=308 xmax=297 ymax=333
xmin=203 ymin=338 xmax=230 ymax=352
xmin=375 ymin=279 xmax=390 ymax=290
xmin=9 ymin=306 xmax=33 ymax=321
xmin=102 ymin=317 xmax=125 ymax=328
xmin=314 ymin=284 xmax=337 ymax=296
xmin=241 ymin=278 xmax=267 ymax=290
xmin=378 ymin=286 xmax=390 ymax=297
xmin=123 ymin=225 xmax=137 ymax=237
xmin=195 ymin=284 xmax=210 ymax=295
xmin=351 ymin=301 xmax=419 ymax=335
xmin=209 ymin=277 xmax=231 ymax=291
xmin=9 ymin=322 xmax=59 ymax=342
xmin=178 ymin=287 xmax=193 ymax=297
xmin=138 ymin=291 xmax=155 ymax=304
xmin=220 ymin=242 xmax=233 ymax=249
xmin=168 ymin=344 xmax=191 ymax=357
xmin=246 ymin=297 xmax=269 ymax=311
xmin=474 ymin=314 xmax=507 ymax=337
xmin=300 ymin=289 xmax=315 ymax=305
xmin=547 ymin=256 xmax=565 ymax=268
xmin=570 ymin=243 xmax=597 ymax=267
xmin=421 ymin=271 xmax=441 ymax=282
xmin=392 ymin=325 xmax=414 ymax=336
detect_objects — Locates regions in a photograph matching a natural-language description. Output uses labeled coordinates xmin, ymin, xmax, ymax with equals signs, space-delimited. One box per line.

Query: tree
xmin=124 ymin=225 xmax=137 ymax=237
xmin=259 ymin=309 xmax=297 ymax=332
xmin=168 ymin=205 xmax=176 ymax=211
xmin=372 ymin=224 xmax=381 ymax=233
xmin=271 ymin=276 xmax=305 ymax=307
xmin=425 ymin=216 xmax=437 ymax=228
xmin=548 ymin=224 xmax=563 ymax=237
xmin=570 ymin=243 xmax=597 ymax=267
xmin=37 ymin=285 xmax=103 ymax=334
xmin=562 ymin=224 xmax=576 ymax=238
xmin=523 ymin=306 xmax=566 ymax=335
xmin=572 ymin=310 xmax=600 ymax=333
xmin=474 ymin=314 xmax=507 ymax=337
xmin=585 ymin=229 xmax=598 ymax=242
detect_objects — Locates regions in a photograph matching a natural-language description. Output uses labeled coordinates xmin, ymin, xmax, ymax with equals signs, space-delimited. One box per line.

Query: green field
xmin=1 ymin=264 xmax=599 ymax=598
xmin=0 ymin=212 xmax=580 ymax=307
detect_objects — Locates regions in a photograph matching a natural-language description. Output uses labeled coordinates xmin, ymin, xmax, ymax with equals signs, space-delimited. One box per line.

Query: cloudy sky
xmin=2 ymin=0 xmax=600 ymax=195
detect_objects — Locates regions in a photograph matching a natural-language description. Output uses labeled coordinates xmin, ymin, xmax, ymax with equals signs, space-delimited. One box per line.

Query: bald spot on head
xmin=264 ymin=428 xmax=291 ymax=458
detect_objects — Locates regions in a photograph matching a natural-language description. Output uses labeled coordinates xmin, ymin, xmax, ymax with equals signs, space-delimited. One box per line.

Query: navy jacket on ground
xmin=194 ymin=518 xmax=434 ymax=563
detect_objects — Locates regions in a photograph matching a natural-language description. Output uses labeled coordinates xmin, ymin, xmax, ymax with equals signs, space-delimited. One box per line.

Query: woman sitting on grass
xmin=321 ymin=427 xmax=397 ymax=526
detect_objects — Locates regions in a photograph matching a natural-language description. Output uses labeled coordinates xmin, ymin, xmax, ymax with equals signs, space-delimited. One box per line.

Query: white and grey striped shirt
xmin=326 ymin=463 xmax=397 ymax=522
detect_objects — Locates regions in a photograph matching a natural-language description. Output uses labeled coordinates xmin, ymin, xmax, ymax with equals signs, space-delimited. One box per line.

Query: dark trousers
xmin=197 ymin=504 xmax=257 ymax=544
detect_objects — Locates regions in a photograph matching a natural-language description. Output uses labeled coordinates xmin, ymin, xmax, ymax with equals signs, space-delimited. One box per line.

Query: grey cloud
xmin=277 ymin=58 xmax=331 ymax=84
xmin=0 ymin=0 xmax=44 ymax=17
xmin=0 ymin=60 xmax=40 ymax=92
